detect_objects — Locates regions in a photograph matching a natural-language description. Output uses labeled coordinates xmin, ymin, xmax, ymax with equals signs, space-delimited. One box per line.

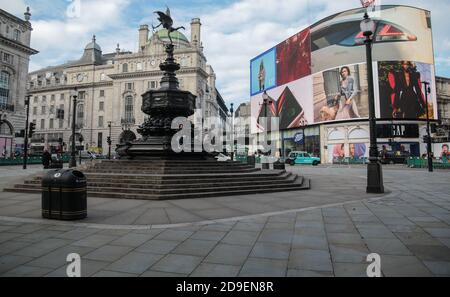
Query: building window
xmin=0 ymin=71 xmax=10 ymax=105
xmin=98 ymin=116 xmax=104 ymax=127
xmin=41 ymin=106 xmax=46 ymax=115
xmin=122 ymin=63 xmax=128 ymax=73
xmin=60 ymin=93 xmax=65 ymax=100
xmin=149 ymin=81 xmax=157 ymax=89
xmin=124 ymin=96 xmax=134 ymax=122
xmin=13 ymin=29 xmax=21 ymax=41
xmin=126 ymin=83 xmax=134 ymax=90
xmin=49 ymin=119 xmax=54 ymax=129
xmin=77 ymin=104 xmax=84 ymax=126
xmin=55 ymin=77 xmax=60 ymax=84
xmin=78 ymin=92 xmax=86 ymax=100
xmin=51 ymin=94 xmax=55 ymax=101
xmin=3 ymin=53 xmax=12 ymax=64
xmin=46 ymin=79 xmax=50 ymax=85
xmin=99 ymin=101 xmax=104 ymax=111
xmin=50 ymin=105 xmax=55 ymax=115
xmin=98 ymin=132 xmax=103 ymax=149
xmin=59 ymin=119 xmax=63 ymax=129
xmin=42 ymin=96 xmax=46 ymax=102
xmin=40 ymin=119 xmax=45 ymax=129
xmin=33 ymin=106 xmax=37 ymax=115
xmin=99 ymin=90 xmax=105 ymax=97
xmin=33 ymin=96 xmax=38 ymax=103
xmin=136 ymin=62 xmax=142 ymax=71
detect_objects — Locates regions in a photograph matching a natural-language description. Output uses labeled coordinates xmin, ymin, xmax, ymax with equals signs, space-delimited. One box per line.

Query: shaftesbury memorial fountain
xmin=117 ymin=8 xmax=204 ymax=159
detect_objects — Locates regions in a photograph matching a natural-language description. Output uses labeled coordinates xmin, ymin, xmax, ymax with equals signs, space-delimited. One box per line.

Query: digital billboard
xmin=250 ymin=5 xmax=436 ymax=134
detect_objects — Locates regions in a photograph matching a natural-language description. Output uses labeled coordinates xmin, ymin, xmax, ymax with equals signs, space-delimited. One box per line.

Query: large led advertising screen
xmin=250 ymin=5 xmax=437 ymax=133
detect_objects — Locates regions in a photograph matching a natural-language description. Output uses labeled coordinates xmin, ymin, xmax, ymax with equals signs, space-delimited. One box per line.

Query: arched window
xmin=124 ymin=96 xmax=134 ymax=122
xmin=0 ymin=71 xmax=10 ymax=106
xmin=122 ymin=63 xmax=128 ymax=73
xmin=76 ymin=104 xmax=84 ymax=127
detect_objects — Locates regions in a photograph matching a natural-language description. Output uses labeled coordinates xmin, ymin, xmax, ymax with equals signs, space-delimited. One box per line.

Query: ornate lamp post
xmin=361 ymin=12 xmax=384 ymax=194
xmin=107 ymin=121 xmax=112 ymax=160
xmin=69 ymin=88 xmax=78 ymax=168
xmin=423 ymin=81 xmax=433 ymax=172
xmin=23 ymin=94 xmax=31 ymax=169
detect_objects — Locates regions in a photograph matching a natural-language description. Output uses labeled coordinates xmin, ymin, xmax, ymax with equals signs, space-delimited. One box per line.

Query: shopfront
xmin=282 ymin=126 xmax=320 ymax=158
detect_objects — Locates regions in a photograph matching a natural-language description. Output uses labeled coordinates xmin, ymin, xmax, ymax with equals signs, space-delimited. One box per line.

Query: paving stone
xmin=25 ymin=245 xmax=94 ymax=269
xmin=172 ymin=239 xmax=217 ymax=257
xmin=0 ymin=240 xmax=32 ymax=256
xmin=190 ymin=230 xmax=227 ymax=241
xmin=329 ymin=244 xmax=370 ymax=263
xmin=1 ymin=265 xmax=52 ymax=277
xmin=291 ymin=235 xmax=328 ymax=250
xmin=424 ymin=228 xmax=450 ymax=238
xmin=221 ymin=230 xmax=260 ymax=246
xmin=250 ymin=242 xmax=290 ymax=260
xmin=55 ymin=228 xmax=100 ymax=240
xmin=258 ymin=229 xmax=293 ymax=244
xmin=288 ymin=249 xmax=333 ymax=272
xmin=72 ymin=234 xmax=117 ymax=248
xmin=190 ymin=263 xmax=240 ymax=277
xmin=135 ymin=239 xmax=181 ymax=255
xmin=0 ymin=255 xmax=34 ymax=274
xmin=84 ymin=245 xmax=133 ymax=262
xmin=151 ymin=254 xmax=202 ymax=274
xmin=405 ymin=245 xmax=450 ymax=262
xmin=364 ymin=238 xmax=412 ymax=256
xmin=326 ymin=233 xmax=365 ymax=245
xmin=140 ymin=270 xmax=187 ymax=277
xmin=356 ymin=225 xmax=396 ymax=239
xmin=287 ymin=269 xmax=333 ymax=277
xmin=92 ymin=270 xmax=137 ymax=277
xmin=110 ymin=232 xmax=159 ymax=247
xmin=325 ymin=224 xmax=357 ymax=233
xmin=205 ymin=244 xmax=252 ymax=266
xmin=380 ymin=255 xmax=433 ymax=277
xmin=0 ymin=232 xmax=24 ymax=244
xmin=45 ymin=259 xmax=110 ymax=277
xmin=395 ymin=232 xmax=443 ymax=246
xmin=422 ymin=261 xmax=450 ymax=276
xmin=239 ymin=258 xmax=287 ymax=277
xmin=106 ymin=252 xmax=163 ymax=274
xmin=333 ymin=263 xmax=368 ymax=277
xmin=16 ymin=230 xmax=64 ymax=243
xmin=12 ymin=238 xmax=73 ymax=258
xmin=154 ymin=229 xmax=194 ymax=242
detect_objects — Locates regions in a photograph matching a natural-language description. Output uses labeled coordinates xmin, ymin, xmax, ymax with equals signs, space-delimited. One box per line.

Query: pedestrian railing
xmin=407 ymin=157 xmax=450 ymax=169
xmin=332 ymin=157 xmax=369 ymax=165
xmin=0 ymin=155 xmax=71 ymax=166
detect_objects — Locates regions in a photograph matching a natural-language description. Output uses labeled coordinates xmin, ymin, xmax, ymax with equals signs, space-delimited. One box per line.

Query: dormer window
xmin=13 ymin=29 xmax=21 ymax=42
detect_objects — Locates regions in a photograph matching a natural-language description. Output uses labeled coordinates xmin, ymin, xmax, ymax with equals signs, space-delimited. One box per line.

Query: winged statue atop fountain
xmin=152 ymin=7 xmax=185 ymax=45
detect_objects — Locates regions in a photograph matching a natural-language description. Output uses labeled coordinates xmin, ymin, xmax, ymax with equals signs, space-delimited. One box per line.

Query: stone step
xmin=23 ymin=174 xmax=299 ymax=190
xmin=5 ymin=179 xmax=311 ymax=200
xmin=83 ymin=168 xmax=261 ymax=175
xmin=25 ymin=172 xmax=294 ymax=187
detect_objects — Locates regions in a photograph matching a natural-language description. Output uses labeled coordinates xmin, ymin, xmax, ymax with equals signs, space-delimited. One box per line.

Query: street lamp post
xmin=361 ymin=12 xmax=384 ymax=194
xmin=423 ymin=81 xmax=433 ymax=172
xmin=107 ymin=121 xmax=112 ymax=160
xmin=70 ymin=89 xmax=78 ymax=168
xmin=23 ymin=95 xmax=31 ymax=170
xmin=230 ymin=103 xmax=234 ymax=161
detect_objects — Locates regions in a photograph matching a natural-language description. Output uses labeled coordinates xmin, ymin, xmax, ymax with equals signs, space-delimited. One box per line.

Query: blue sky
xmin=1 ymin=0 xmax=449 ymax=108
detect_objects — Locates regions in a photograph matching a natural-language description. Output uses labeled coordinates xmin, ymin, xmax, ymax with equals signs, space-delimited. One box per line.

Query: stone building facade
xmin=0 ymin=7 xmax=38 ymax=157
xmin=27 ymin=18 xmax=228 ymax=154
xmin=436 ymin=76 xmax=450 ymax=140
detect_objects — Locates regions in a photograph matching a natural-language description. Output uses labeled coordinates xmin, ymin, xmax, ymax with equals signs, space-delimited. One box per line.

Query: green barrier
xmin=333 ymin=157 xmax=368 ymax=165
xmin=0 ymin=155 xmax=71 ymax=166
xmin=407 ymin=158 xmax=450 ymax=169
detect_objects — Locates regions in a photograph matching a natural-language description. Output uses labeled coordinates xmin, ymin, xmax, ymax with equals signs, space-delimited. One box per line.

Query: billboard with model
xmin=250 ymin=5 xmax=436 ymax=133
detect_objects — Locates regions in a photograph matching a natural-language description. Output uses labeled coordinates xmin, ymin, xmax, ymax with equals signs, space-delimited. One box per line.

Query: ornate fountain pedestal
xmin=116 ymin=44 xmax=208 ymax=160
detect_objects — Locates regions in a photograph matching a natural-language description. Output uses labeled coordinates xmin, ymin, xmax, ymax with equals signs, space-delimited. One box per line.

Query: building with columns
xmin=27 ymin=18 xmax=228 ymax=155
xmin=0 ymin=7 xmax=38 ymax=157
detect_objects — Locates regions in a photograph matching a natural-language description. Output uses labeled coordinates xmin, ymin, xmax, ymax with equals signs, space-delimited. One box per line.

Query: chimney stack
xmin=190 ymin=18 xmax=201 ymax=48
xmin=139 ymin=25 xmax=149 ymax=52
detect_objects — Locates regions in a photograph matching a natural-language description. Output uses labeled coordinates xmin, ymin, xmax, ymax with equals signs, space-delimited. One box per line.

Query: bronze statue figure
xmin=152 ymin=7 xmax=185 ymax=45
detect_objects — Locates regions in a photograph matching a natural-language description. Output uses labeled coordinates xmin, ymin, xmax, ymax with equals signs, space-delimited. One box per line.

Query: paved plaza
xmin=0 ymin=164 xmax=449 ymax=277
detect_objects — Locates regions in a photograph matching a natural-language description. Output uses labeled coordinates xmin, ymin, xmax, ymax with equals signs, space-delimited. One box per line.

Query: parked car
xmin=380 ymin=151 xmax=410 ymax=164
xmin=288 ymin=151 xmax=321 ymax=166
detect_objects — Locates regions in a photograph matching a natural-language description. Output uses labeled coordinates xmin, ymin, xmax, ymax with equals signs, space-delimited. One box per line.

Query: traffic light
xmin=29 ymin=122 xmax=36 ymax=138
xmin=107 ymin=136 xmax=112 ymax=145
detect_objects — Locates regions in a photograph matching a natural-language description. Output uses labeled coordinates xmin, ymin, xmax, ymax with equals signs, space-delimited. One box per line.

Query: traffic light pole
xmin=70 ymin=93 xmax=78 ymax=168
xmin=23 ymin=95 xmax=31 ymax=170
xmin=108 ymin=122 xmax=112 ymax=160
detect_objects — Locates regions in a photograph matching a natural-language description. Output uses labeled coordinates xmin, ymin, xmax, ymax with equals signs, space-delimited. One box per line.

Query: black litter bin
xmin=42 ymin=169 xmax=87 ymax=220
xmin=247 ymin=156 xmax=256 ymax=166
xmin=273 ymin=161 xmax=285 ymax=170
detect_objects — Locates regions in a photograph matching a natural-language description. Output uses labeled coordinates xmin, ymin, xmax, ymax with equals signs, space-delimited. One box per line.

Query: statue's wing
xmin=166 ymin=6 xmax=171 ymax=17
xmin=154 ymin=11 xmax=165 ymax=19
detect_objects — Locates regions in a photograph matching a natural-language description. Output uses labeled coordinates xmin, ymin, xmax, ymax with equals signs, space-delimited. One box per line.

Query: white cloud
xmin=0 ymin=0 xmax=27 ymax=15
xmin=29 ymin=0 xmax=133 ymax=71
